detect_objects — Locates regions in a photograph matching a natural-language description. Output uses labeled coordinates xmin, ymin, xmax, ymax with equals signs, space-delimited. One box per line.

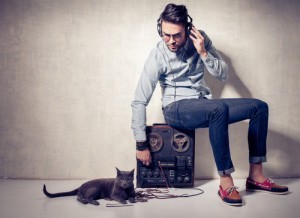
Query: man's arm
xmin=190 ymin=26 xmax=228 ymax=81
xmin=131 ymin=49 xmax=161 ymax=165
xmin=131 ymin=49 xmax=160 ymax=141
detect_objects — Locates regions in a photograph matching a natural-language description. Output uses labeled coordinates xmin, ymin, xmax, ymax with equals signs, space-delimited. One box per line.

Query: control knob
xmin=147 ymin=171 xmax=153 ymax=177
xmin=177 ymin=176 xmax=183 ymax=182
xmin=184 ymin=176 xmax=190 ymax=182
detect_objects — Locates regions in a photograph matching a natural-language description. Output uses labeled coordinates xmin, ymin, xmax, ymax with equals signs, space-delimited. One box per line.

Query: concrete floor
xmin=0 ymin=178 xmax=298 ymax=218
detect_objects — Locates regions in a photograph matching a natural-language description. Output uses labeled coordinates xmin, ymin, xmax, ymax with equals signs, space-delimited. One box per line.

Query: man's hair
xmin=159 ymin=3 xmax=188 ymax=26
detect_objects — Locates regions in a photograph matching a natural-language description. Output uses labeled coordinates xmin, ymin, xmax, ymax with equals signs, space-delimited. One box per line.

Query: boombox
xmin=137 ymin=124 xmax=195 ymax=188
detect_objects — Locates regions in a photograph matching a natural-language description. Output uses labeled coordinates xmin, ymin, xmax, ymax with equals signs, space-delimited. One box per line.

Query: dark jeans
xmin=163 ymin=98 xmax=268 ymax=176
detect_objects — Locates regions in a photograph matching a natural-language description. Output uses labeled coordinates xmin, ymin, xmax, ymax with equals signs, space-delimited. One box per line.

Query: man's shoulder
xmin=198 ymin=30 xmax=212 ymax=47
xmin=155 ymin=40 xmax=165 ymax=52
xmin=147 ymin=40 xmax=165 ymax=57
xmin=199 ymin=30 xmax=208 ymax=38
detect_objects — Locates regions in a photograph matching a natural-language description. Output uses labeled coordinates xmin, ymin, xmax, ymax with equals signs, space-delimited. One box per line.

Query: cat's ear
xmin=130 ymin=169 xmax=135 ymax=175
xmin=116 ymin=167 xmax=121 ymax=175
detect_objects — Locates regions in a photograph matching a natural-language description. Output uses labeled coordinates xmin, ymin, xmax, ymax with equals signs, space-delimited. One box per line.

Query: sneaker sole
xmin=246 ymin=188 xmax=289 ymax=195
xmin=218 ymin=195 xmax=243 ymax=206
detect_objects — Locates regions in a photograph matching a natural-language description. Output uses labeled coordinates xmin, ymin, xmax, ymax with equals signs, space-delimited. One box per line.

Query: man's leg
xmin=221 ymin=98 xmax=268 ymax=163
xmin=164 ymin=98 xmax=269 ymax=180
xmin=163 ymin=98 xmax=234 ymax=175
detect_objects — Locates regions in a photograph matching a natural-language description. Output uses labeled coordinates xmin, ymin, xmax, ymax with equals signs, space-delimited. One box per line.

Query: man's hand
xmin=189 ymin=26 xmax=208 ymax=58
xmin=136 ymin=149 xmax=152 ymax=166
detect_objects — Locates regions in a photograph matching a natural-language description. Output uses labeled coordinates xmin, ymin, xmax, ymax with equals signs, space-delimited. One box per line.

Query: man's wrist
xmin=199 ymin=50 xmax=208 ymax=58
xmin=136 ymin=141 xmax=149 ymax=151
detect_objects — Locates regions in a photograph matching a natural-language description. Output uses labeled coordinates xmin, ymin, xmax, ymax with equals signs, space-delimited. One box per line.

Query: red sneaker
xmin=246 ymin=178 xmax=289 ymax=194
xmin=218 ymin=186 xmax=243 ymax=206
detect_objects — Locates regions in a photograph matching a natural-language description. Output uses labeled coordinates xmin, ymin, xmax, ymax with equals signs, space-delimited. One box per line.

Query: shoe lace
xmin=267 ymin=178 xmax=274 ymax=184
xmin=226 ymin=186 xmax=239 ymax=196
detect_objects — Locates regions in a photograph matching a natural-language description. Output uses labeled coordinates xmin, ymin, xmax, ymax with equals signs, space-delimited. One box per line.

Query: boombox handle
xmin=152 ymin=123 xmax=168 ymax=126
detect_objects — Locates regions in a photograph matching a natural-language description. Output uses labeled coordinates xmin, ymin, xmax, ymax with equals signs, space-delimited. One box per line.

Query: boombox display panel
xmin=137 ymin=124 xmax=195 ymax=188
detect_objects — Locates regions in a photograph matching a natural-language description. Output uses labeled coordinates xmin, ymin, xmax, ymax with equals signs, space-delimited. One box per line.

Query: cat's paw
xmin=128 ymin=197 xmax=136 ymax=203
xmin=77 ymin=197 xmax=88 ymax=204
xmin=88 ymin=199 xmax=100 ymax=206
xmin=118 ymin=199 xmax=127 ymax=204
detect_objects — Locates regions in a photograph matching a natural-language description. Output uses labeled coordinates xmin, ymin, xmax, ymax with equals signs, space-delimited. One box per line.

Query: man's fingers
xmin=191 ymin=26 xmax=204 ymax=40
xmin=142 ymin=159 xmax=151 ymax=166
xmin=137 ymin=150 xmax=152 ymax=166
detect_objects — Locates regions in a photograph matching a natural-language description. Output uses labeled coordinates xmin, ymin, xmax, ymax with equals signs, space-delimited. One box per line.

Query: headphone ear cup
xmin=186 ymin=22 xmax=193 ymax=36
xmin=157 ymin=19 xmax=162 ymax=37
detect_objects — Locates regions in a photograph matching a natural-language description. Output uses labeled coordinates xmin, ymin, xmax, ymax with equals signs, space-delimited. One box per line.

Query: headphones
xmin=157 ymin=14 xmax=193 ymax=37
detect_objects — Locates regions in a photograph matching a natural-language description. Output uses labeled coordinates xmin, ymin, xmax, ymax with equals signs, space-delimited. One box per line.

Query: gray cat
xmin=43 ymin=168 xmax=136 ymax=206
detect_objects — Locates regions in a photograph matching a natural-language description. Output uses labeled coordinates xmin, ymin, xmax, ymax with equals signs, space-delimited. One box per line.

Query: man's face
xmin=161 ymin=21 xmax=186 ymax=52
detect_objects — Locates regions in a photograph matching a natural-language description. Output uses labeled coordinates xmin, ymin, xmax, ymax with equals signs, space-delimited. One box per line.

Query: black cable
xmin=135 ymin=187 xmax=204 ymax=201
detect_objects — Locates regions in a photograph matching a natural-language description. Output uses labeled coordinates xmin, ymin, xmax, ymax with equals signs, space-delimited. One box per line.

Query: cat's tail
xmin=43 ymin=184 xmax=78 ymax=198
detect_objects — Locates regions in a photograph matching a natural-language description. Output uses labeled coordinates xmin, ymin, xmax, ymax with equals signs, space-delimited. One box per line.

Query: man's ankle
xmin=220 ymin=175 xmax=234 ymax=190
xmin=249 ymin=163 xmax=267 ymax=183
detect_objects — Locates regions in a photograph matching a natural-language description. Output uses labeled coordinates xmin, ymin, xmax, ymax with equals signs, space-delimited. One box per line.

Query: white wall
xmin=0 ymin=0 xmax=299 ymax=179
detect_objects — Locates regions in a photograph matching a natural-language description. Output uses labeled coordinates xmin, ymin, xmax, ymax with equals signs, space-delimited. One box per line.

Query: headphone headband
xmin=157 ymin=14 xmax=193 ymax=37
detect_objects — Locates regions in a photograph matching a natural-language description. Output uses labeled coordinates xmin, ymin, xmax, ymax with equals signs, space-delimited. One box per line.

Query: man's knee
xmin=210 ymin=100 xmax=229 ymax=119
xmin=252 ymin=99 xmax=269 ymax=113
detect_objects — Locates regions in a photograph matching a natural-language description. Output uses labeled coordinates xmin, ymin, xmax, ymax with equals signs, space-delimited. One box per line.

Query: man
xmin=131 ymin=3 xmax=288 ymax=206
